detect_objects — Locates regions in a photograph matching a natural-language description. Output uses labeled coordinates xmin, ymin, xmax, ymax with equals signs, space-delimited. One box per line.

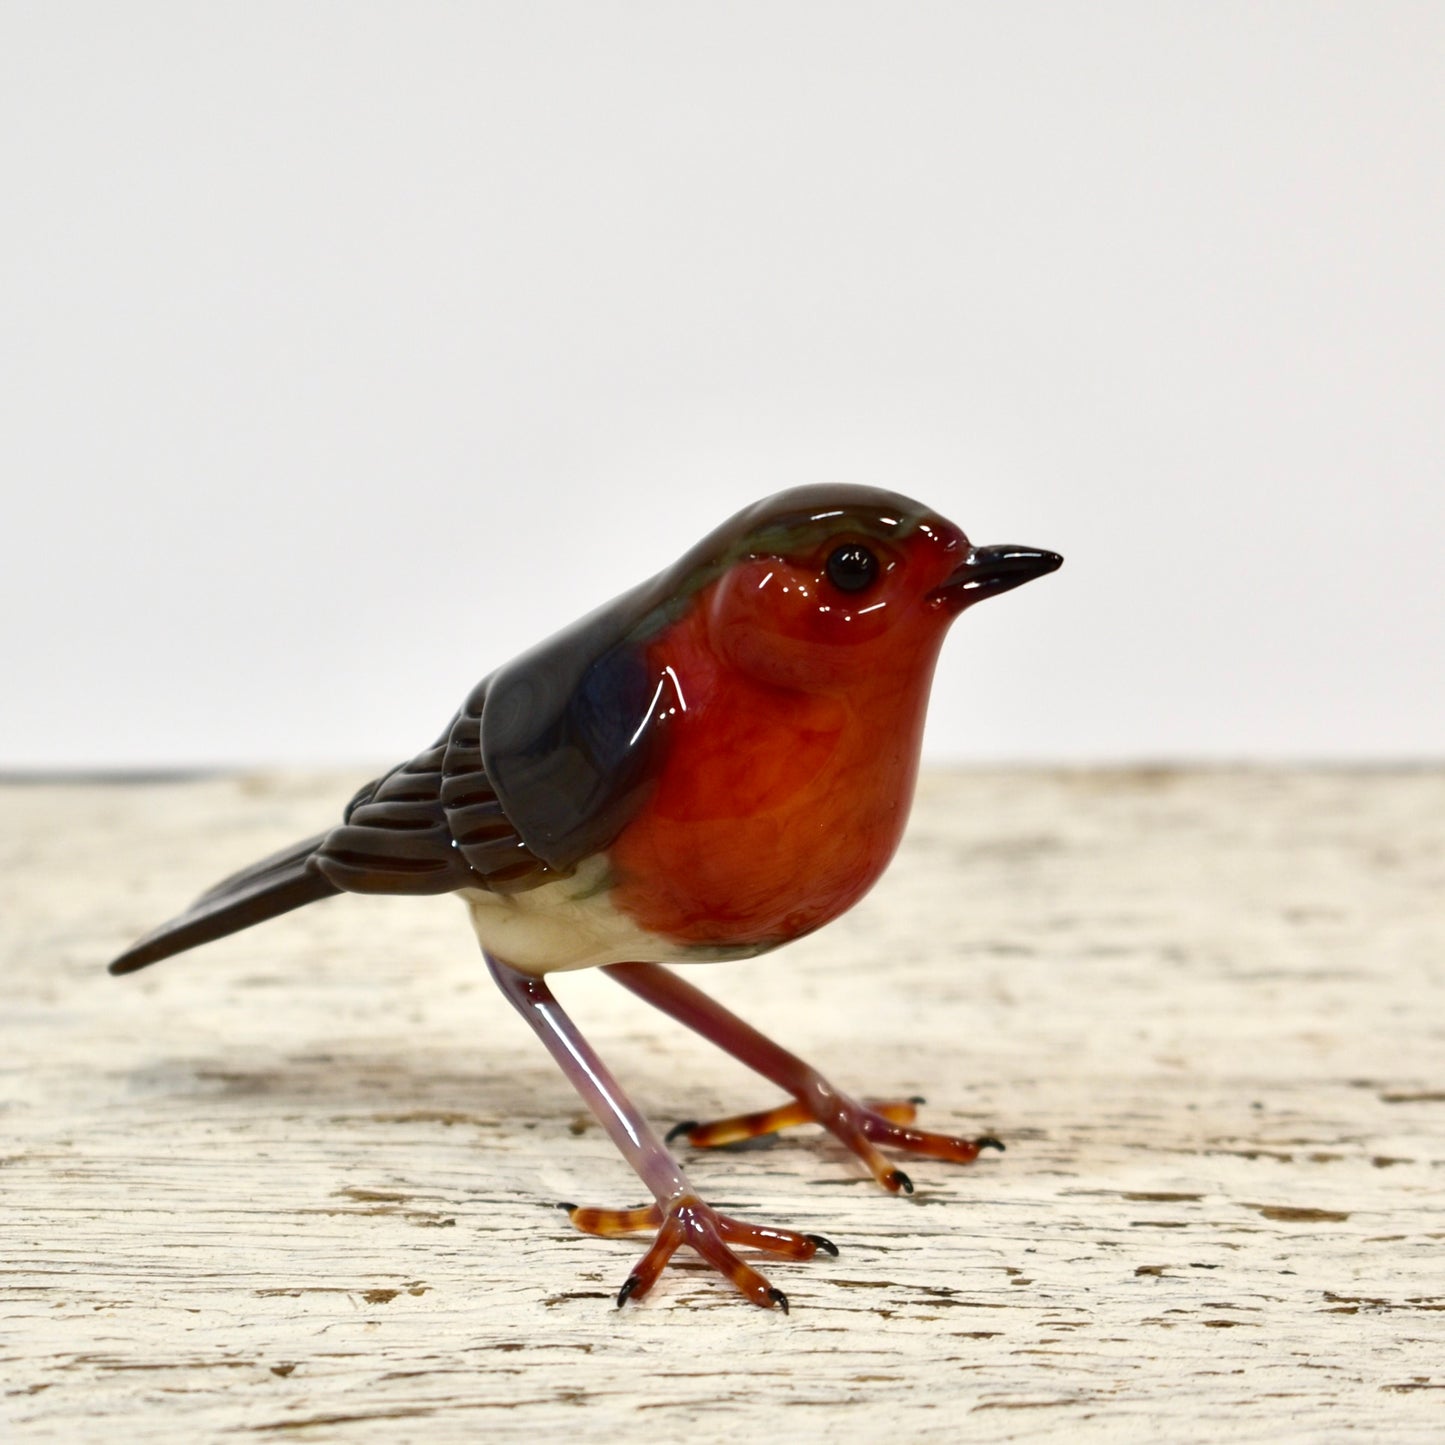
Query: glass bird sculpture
xmin=110 ymin=485 xmax=1062 ymax=1311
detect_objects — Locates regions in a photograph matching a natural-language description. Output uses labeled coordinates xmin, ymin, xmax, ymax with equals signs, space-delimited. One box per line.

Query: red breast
xmin=608 ymin=524 xmax=963 ymax=949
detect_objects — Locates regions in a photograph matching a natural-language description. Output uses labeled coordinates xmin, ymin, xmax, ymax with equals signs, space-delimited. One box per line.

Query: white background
xmin=4 ymin=4 xmax=1442 ymax=768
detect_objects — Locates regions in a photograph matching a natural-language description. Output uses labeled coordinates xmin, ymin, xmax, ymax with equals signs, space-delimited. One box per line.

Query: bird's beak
xmin=935 ymin=544 xmax=1064 ymax=608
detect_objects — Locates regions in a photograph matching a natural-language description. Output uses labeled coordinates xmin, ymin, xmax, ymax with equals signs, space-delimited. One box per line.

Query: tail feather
xmin=108 ymin=833 xmax=341 ymax=975
xmin=189 ymin=834 xmax=326 ymax=907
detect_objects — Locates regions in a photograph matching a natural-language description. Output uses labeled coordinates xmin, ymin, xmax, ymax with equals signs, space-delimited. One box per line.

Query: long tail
xmin=108 ymin=834 xmax=341 ymax=975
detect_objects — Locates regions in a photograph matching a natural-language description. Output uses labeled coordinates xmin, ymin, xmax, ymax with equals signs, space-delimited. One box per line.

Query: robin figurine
xmin=110 ymin=484 xmax=1062 ymax=1310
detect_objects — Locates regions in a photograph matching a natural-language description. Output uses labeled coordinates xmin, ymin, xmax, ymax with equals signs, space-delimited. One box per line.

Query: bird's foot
xmin=561 ymin=1194 xmax=837 ymax=1310
xmin=666 ymin=1094 xmax=1003 ymax=1194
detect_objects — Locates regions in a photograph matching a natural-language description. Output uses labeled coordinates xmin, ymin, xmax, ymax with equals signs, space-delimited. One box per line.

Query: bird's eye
xmin=825 ymin=543 xmax=879 ymax=594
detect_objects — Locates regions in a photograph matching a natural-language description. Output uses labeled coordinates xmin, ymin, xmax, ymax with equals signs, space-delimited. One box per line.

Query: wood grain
xmin=3 ymin=768 xmax=1443 ymax=1441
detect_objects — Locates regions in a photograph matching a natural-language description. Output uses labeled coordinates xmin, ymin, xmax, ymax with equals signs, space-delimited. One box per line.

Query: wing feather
xmin=311 ymin=681 xmax=555 ymax=896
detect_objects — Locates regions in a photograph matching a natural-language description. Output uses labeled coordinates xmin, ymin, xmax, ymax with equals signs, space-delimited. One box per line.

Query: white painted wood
xmin=3 ymin=769 xmax=1443 ymax=1441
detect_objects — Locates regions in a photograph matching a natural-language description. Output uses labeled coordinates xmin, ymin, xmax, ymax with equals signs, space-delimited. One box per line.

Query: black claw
xmin=909 ymin=1095 xmax=927 ymax=1105
xmin=889 ymin=1169 xmax=915 ymax=1195
xmin=616 ymin=1275 xmax=640 ymax=1308
xmin=557 ymin=1201 xmax=577 ymax=1212
xmin=976 ymin=1136 xmax=1006 ymax=1153
xmin=768 ymin=1287 xmax=790 ymax=1314
xmin=665 ymin=1119 xmax=699 ymax=1143
xmin=805 ymin=1233 xmax=840 ymax=1257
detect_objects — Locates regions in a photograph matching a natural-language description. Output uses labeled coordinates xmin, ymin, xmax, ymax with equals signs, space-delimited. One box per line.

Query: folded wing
xmin=108 ymin=681 xmax=554 ymax=975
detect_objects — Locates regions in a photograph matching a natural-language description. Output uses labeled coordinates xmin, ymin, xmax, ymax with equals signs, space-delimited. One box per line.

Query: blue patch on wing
xmin=481 ymin=582 xmax=670 ymax=872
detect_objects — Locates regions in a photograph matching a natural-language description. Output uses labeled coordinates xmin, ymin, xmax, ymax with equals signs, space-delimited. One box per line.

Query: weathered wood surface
xmin=3 ymin=768 xmax=1443 ymax=1441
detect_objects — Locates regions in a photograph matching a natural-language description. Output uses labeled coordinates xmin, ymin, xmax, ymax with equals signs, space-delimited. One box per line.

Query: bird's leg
xmin=484 ymin=953 xmax=833 ymax=1310
xmin=603 ymin=961 xmax=1003 ymax=1195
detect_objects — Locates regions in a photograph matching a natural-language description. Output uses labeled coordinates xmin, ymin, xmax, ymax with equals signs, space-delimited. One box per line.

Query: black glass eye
xmin=826 ymin=543 xmax=879 ymax=594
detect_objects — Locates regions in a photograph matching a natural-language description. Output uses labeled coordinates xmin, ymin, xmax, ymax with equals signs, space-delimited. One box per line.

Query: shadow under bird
xmin=110 ymin=484 xmax=1062 ymax=1310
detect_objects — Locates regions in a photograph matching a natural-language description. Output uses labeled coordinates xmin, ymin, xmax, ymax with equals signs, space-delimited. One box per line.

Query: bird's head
xmin=671 ymin=485 xmax=1061 ymax=691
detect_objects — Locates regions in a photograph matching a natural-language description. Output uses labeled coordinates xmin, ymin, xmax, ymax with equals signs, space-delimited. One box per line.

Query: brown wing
xmin=312 ymin=680 xmax=557 ymax=896
xmin=109 ymin=683 xmax=552 ymax=976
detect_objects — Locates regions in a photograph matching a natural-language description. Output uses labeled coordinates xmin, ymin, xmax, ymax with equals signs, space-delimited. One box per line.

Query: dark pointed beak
xmin=936 ymin=544 xmax=1063 ymax=606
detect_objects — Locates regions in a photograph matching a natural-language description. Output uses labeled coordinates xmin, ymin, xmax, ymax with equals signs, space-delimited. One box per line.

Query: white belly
xmin=459 ymin=854 xmax=766 ymax=976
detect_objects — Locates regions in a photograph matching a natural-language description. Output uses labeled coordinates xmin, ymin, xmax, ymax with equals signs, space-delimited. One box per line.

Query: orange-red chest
xmin=607 ymin=594 xmax=945 ymax=950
